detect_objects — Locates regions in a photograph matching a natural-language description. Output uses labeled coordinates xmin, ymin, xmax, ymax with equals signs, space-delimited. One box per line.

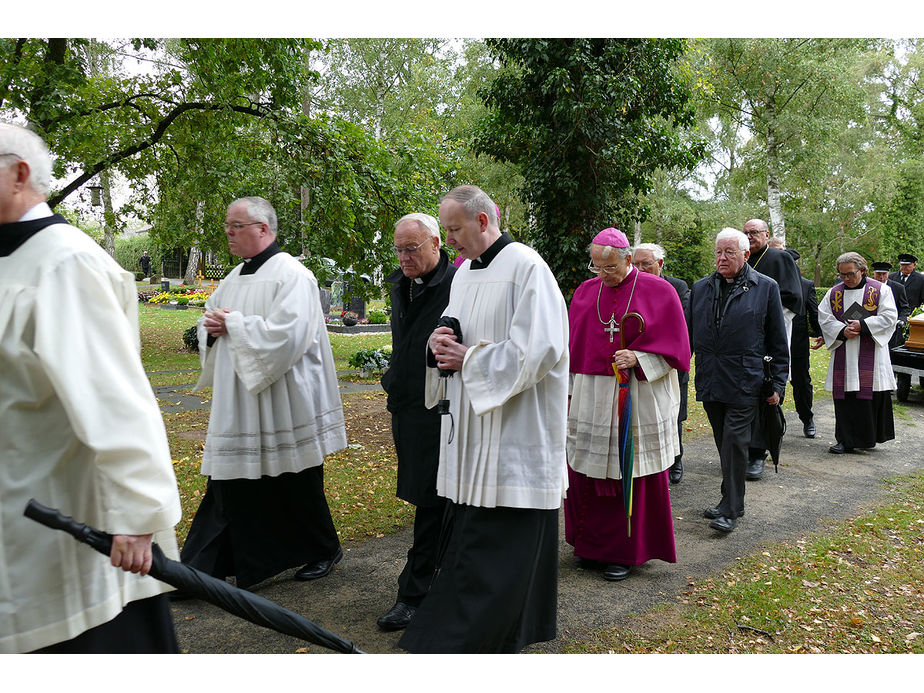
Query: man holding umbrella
xmin=0 ymin=123 xmax=182 ymax=652
xmin=690 ymin=228 xmax=788 ymax=533
xmin=564 ymin=229 xmax=689 ymax=581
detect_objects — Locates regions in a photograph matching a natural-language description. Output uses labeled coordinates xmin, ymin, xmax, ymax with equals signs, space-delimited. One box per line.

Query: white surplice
xmin=194 ymin=253 xmax=346 ymax=480
xmin=818 ymin=281 xmax=897 ymax=393
xmin=424 ymin=243 xmax=570 ymax=510
xmin=0 ymin=211 xmax=181 ymax=653
xmin=567 ymin=351 xmax=681 ymax=481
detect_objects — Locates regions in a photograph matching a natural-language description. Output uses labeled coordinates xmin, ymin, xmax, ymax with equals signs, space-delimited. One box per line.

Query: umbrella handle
xmin=618 ymin=312 xmax=646 ymax=351
xmin=23 ymin=499 xmax=114 ymax=556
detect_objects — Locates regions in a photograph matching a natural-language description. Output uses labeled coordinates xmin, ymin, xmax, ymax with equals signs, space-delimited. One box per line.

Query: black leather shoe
xmin=828 ymin=443 xmax=855 ymax=454
xmin=710 ymin=516 xmax=737 ymax=532
xmin=603 ymin=564 xmax=630 ymax=582
xmin=745 ymin=456 xmax=765 ymax=481
xmin=669 ymin=459 xmax=683 ymax=484
xmin=704 ymin=507 xmax=744 ymax=519
xmin=376 ymin=601 xmax=416 ymax=631
xmin=803 ymin=419 xmax=816 ymax=438
xmin=294 ymin=547 xmax=343 ymax=581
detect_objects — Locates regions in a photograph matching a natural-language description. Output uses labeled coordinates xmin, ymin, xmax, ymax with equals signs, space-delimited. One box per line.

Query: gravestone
xmin=319 ymin=287 xmax=331 ymax=316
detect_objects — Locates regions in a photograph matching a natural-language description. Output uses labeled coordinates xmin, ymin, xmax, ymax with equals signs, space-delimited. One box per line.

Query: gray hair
xmin=836 ymin=251 xmax=868 ymax=274
xmin=229 ymin=196 xmax=277 ymax=233
xmin=716 ymin=227 xmax=749 ymax=251
xmin=633 ymin=242 xmax=665 ymax=261
xmin=588 ymin=242 xmax=631 ymax=262
xmin=395 ymin=213 xmax=441 ymax=240
xmin=0 ymin=122 xmax=53 ymax=196
xmin=441 ymin=185 xmax=498 ymax=225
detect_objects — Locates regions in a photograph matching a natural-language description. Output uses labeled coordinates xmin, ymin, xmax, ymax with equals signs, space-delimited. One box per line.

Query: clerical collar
xmin=0 ymin=203 xmax=68 ymax=257
xmin=240 ymin=241 xmax=282 ymax=275
xmin=846 ymin=277 xmax=867 ymax=289
xmin=470 ymin=232 xmax=512 ymax=270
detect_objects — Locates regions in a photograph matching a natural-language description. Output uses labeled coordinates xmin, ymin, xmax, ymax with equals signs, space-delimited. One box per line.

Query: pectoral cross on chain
xmin=604 ymin=316 xmax=619 ymax=343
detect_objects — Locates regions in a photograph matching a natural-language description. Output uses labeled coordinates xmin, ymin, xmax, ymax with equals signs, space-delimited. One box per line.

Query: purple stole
xmin=830 ymin=279 xmax=880 ymax=400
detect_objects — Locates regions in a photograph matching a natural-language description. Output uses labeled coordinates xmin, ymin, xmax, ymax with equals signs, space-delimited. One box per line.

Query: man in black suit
xmin=378 ymin=213 xmax=456 ymax=631
xmin=889 ymin=253 xmax=924 ymax=313
xmin=778 ymin=245 xmax=823 ymax=438
xmin=873 ymin=261 xmax=912 ymax=350
xmin=743 ymin=220 xmax=803 ymax=480
xmin=633 ymin=242 xmax=690 ymax=484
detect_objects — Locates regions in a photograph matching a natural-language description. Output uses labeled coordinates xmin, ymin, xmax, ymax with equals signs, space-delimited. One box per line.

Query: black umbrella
xmin=23 ymin=499 xmax=363 ymax=654
xmin=760 ymin=355 xmax=787 ymax=472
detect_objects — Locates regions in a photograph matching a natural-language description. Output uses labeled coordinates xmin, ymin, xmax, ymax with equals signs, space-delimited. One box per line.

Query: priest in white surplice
xmin=818 ymin=252 xmax=897 ymax=454
xmin=181 ymin=196 xmax=347 ymax=589
xmin=1 ymin=123 xmax=181 ymax=653
xmin=397 ymin=185 xmax=569 ymax=654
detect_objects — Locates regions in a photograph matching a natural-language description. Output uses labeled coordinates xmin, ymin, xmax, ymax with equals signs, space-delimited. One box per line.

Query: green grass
xmin=566 ymin=470 xmax=924 ymax=654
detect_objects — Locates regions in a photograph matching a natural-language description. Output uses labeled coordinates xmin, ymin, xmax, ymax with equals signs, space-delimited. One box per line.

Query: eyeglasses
xmin=838 ymin=269 xmax=861 ymax=279
xmin=715 ymin=249 xmax=743 ymax=258
xmin=743 ymin=230 xmax=766 ymax=238
xmin=633 ymin=259 xmax=658 ymax=269
xmin=587 ymin=260 xmax=623 ymax=275
xmin=392 ymin=242 xmax=426 ymax=256
xmin=224 ymin=221 xmax=263 ymax=231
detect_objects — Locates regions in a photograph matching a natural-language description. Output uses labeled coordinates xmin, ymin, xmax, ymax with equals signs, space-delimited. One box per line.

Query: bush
xmin=348 ymin=347 xmax=391 ymax=373
xmin=182 ymin=324 xmax=199 ymax=352
xmin=367 ymin=310 xmax=389 ymax=325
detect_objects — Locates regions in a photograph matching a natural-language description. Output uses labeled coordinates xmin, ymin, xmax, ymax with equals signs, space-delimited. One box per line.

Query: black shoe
xmin=803 ymin=419 xmax=816 ymax=438
xmin=704 ymin=507 xmax=744 ymax=519
xmin=745 ymin=456 xmax=765 ymax=481
xmin=578 ymin=557 xmax=606 ymax=570
xmin=828 ymin=443 xmax=855 ymax=454
xmin=603 ymin=564 xmax=630 ymax=582
xmin=669 ymin=459 xmax=683 ymax=484
xmin=710 ymin=516 xmax=737 ymax=532
xmin=294 ymin=547 xmax=343 ymax=581
xmin=376 ymin=601 xmax=416 ymax=631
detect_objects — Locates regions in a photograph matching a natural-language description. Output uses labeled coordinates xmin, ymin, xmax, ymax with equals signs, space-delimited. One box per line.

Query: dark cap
xmin=898 ymin=253 xmax=918 ymax=264
xmin=871 ymin=261 xmax=892 ymax=272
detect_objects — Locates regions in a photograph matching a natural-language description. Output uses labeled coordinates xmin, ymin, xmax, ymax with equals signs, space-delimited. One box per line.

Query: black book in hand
xmin=843 ymin=302 xmax=873 ymax=321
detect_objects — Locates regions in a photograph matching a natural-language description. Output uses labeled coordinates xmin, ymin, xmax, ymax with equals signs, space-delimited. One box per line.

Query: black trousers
xmin=396 ymin=498 xmax=448 ymax=606
xmin=180 ymin=466 xmax=340 ymax=589
xmin=704 ymin=401 xmax=757 ymax=518
xmin=31 ymin=594 xmax=178 ymax=654
xmin=834 ymin=391 xmax=895 ymax=449
xmin=790 ymin=347 xmax=814 ymax=424
xmin=398 ymin=504 xmax=559 ymax=654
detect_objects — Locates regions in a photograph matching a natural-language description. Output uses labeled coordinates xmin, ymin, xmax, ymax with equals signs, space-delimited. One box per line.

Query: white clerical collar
xmin=19 ymin=202 xmax=53 ymax=222
xmin=413 ymin=277 xmax=423 ymax=284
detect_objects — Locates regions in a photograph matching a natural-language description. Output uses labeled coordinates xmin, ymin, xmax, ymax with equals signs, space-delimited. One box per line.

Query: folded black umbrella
xmin=760 ymin=356 xmax=787 ymax=472
xmin=24 ymin=499 xmax=363 ymax=654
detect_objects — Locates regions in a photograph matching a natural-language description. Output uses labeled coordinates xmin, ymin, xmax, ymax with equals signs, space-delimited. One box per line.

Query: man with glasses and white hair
xmin=398 ymin=184 xmax=569 ymax=653
xmin=180 ymin=196 xmax=347 ymax=590
xmin=564 ymin=230 xmax=689 ymax=583
xmin=818 ymin=252 xmax=897 ymax=454
xmin=0 ymin=122 xmax=182 ymax=652
xmin=632 ymin=242 xmax=690 ymax=484
xmin=376 ymin=212 xmax=456 ymax=632
xmin=689 ymin=228 xmax=788 ymax=533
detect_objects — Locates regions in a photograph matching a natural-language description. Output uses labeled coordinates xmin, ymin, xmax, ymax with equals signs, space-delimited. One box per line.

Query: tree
xmin=474 ymin=38 xmax=703 ymax=298
xmin=701 ymin=38 xmax=870 ymax=246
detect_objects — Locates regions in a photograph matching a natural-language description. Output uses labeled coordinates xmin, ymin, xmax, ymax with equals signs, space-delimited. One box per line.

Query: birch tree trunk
xmin=183 ymin=200 xmax=204 ymax=285
xmin=764 ymin=98 xmax=787 ymax=245
xmin=633 ymin=219 xmax=642 ymax=246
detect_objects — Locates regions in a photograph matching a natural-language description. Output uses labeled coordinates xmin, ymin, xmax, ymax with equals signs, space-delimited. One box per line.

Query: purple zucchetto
xmin=592 ymin=227 xmax=629 ymax=248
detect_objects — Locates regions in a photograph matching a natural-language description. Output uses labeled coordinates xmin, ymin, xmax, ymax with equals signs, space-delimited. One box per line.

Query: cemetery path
xmin=169 ymin=386 xmax=924 ymax=655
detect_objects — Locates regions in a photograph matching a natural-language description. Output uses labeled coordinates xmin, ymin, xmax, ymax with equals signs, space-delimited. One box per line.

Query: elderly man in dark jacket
xmin=378 ymin=213 xmax=456 ymax=631
xmin=690 ymin=228 xmax=789 ymax=533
